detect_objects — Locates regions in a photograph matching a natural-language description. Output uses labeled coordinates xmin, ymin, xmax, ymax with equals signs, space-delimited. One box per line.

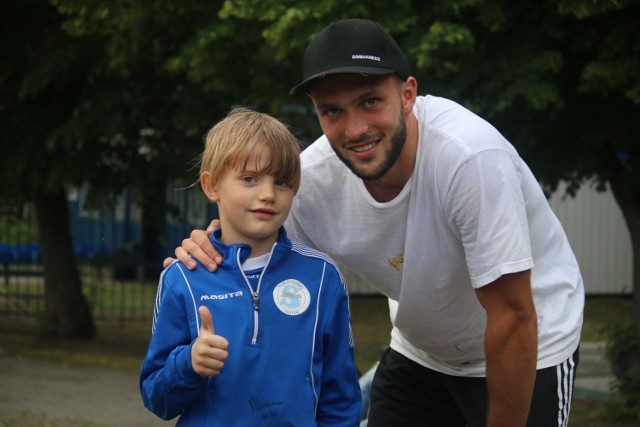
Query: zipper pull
xmin=252 ymin=292 xmax=259 ymax=311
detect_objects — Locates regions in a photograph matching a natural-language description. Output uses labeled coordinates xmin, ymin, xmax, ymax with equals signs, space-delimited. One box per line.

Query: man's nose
xmin=344 ymin=112 xmax=368 ymax=141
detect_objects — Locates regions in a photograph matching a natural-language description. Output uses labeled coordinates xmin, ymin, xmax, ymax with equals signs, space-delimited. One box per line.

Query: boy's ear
xmin=201 ymin=172 xmax=220 ymax=202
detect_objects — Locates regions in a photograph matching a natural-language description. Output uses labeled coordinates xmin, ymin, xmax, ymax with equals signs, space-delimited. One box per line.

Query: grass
xmin=581 ymin=295 xmax=633 ymax=341
xmin=0 ymin=295 xmax=636 ymax=426
xmin=351 ymin=295 xmax=392 ymax=370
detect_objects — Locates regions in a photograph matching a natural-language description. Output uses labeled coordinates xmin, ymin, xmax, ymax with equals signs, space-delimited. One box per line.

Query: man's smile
xmin=351 ymin=141 xmax=378 ymax=153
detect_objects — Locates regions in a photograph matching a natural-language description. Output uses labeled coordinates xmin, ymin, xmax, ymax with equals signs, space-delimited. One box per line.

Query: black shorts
xmin=368 ymin=347 xmax=579 ymax=427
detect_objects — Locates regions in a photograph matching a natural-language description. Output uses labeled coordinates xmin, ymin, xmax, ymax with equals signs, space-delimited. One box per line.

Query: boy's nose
xmin=258 ymin=184 xmax=276 ymax=201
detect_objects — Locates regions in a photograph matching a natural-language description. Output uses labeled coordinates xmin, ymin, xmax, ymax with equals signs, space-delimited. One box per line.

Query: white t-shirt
xmin=286 ymin=95 xmax=584 ymax=376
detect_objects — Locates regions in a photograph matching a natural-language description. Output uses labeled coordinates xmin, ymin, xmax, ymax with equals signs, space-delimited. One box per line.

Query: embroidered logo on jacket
xmin=200 ymin=291 xmax=243 ymax=300
xmin=273 ymin=280 xmax=310 ymax=315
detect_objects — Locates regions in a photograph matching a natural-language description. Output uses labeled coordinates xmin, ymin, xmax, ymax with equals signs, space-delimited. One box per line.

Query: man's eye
xmin=365 ymin=98 xmax=378 ymax=107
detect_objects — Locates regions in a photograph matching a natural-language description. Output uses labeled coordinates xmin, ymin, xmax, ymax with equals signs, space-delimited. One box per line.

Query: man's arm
xmin=162 ymin=220 xmax=222 ymax=271
xmin=475 ymin=270 xmax=537 ymax=427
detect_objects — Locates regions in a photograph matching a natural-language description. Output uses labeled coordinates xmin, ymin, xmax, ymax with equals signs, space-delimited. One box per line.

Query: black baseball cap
xmin=289 ymin=19 xmax=411 ymax=95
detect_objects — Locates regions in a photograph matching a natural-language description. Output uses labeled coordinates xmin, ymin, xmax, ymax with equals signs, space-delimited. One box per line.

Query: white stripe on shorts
xmin=556 ymin=354 xmax=577 ymax=427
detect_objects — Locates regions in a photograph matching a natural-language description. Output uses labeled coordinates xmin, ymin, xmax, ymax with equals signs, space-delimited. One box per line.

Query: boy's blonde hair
xmin=200 ymin=108 xmax=302 ymax=193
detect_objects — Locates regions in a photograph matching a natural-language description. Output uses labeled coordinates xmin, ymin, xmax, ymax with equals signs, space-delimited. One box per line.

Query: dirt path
xmin=0 ymin=342 xmax=612 ymax=426
xmin=0 ymin=355 xmax=172 ymax=427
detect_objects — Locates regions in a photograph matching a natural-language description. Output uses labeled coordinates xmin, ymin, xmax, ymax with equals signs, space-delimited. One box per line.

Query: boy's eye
xmin=275 ymin=180 xmax=288 ymax=188
xmin=241 ymin=176 xmax=257 ymax=183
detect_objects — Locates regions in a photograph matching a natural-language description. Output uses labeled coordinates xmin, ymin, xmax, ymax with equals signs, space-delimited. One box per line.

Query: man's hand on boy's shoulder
xmin=165 ymin=222 xmax=221 ymax=271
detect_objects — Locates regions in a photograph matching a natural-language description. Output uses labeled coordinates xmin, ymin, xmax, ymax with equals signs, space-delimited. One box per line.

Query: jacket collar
xmin=210 ymin=226 xmax=292 ymax=270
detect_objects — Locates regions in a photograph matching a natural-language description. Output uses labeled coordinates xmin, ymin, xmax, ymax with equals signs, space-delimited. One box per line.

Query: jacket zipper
xmin=250 ymin=291 xmax=259 ymax=344
xmin=237 ymin=245 xmax=276 ymax=345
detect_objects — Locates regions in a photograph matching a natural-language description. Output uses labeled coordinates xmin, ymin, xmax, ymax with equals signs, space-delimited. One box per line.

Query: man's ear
xmin=401 ymin=77 xmax=418 ymax=116
xmin=201 ymin=172 xmax=220 ymax=202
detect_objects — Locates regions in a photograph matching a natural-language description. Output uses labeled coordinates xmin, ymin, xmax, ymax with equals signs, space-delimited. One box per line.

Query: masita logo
xmin=200 ymin=291 xmax=243 ymax=300
xmin=273 ymin=279 xmax=311 ymax=316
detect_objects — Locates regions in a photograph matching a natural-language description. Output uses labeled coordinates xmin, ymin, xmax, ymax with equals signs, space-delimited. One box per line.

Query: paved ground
xmin=0 ymin=342 xmax=612 ymax=427
xmin=0 ymin=354 xmax=170 ymax=427
xmin=573 ymin=341 xmax=613 ymax=400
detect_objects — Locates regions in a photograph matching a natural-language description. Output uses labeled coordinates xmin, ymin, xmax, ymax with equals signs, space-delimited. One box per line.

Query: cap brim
xmin=289 ymin=66 xmax=395 ymax=95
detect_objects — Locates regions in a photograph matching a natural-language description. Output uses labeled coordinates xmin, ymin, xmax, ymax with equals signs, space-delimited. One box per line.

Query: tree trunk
xmin=608 ymin=184 xmax=640 ymax=378
xmin=140 ymin=182 xmax=166 ymax=281
xmin=608 ymin=176 xmax=640 ymax=341
xmin=33 ymin=186 xmax=95 ymax=340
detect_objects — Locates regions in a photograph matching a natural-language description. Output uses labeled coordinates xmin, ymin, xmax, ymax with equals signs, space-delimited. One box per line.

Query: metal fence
xmin=0 ymin=252 xmax=380 ymax=323
xmin=0 ymin=248 xmax=159 ymax=321
xmin=0 ymin=186 xmax=209 ymax=322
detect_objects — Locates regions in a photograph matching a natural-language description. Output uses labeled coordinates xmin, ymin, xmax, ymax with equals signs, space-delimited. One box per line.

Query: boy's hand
xmin=191 ymin=305 xmax=229 ymax=377
xmin=162 ymin=220 xmax=222 ymax=271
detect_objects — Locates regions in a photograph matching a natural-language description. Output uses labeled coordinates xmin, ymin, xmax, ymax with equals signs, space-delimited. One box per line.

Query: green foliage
xmin=606 ymin=321 xmax=640 ymax=360
xmin=605 ymin=320 xmax=640 ymax=422
xmin=3 ymin=0 xmax=638 ymax=201
xmin=0 ymin=219 xmax=38 ymax=244
xmin=555 ymin=0 xmax=636 ymax=19
xmin=411 ymin=22 xmax=475 ymax=73
xmin=3 ymin=0 xmax=639 ymax=347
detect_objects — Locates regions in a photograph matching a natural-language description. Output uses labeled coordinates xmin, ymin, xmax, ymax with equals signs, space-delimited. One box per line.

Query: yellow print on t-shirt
xmin=387 ymin=252 xmax=404 ymax=271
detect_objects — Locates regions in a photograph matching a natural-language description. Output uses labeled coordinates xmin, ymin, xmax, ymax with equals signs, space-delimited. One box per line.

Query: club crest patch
xmin=273 ymin=280 xmax=311 ymax=315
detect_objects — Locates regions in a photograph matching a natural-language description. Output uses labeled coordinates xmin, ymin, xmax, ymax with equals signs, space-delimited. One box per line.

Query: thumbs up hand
xmin=191 ymin=305 xmax=229 ymax=377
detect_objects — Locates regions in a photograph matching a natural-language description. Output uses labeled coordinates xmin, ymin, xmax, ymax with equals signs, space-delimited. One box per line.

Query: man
xmin=171 ymin=19 xmax=584 ymax=426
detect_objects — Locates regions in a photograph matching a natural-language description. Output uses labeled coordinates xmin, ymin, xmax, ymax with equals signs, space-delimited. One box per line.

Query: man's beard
xmin=333 ymin=110 xmax=407 ymax=181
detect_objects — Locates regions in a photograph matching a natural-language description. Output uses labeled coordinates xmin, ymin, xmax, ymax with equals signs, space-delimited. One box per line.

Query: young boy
xmin=139 ymin=108 xmax=362 ymax=426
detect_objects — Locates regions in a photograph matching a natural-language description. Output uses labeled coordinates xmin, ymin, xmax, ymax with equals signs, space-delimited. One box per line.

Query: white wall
xmin=548 ymin=182 xmax=633 ymax=295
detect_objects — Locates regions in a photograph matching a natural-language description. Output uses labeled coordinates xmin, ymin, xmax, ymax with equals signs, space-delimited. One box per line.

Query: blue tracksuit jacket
xmin=140 ymin=227 xmax=362 ymax=426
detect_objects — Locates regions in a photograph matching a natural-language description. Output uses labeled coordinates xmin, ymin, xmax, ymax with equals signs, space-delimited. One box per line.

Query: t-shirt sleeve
xmin=444 ymin=149 xmax=534 ymax=287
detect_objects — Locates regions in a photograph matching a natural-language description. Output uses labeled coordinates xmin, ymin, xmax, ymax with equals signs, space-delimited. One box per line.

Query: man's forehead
xmin=308 ymin=74 xmax=391 ymax=99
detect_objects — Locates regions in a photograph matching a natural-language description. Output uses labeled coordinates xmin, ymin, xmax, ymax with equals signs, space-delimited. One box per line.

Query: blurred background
xmin=1 ymin=0 xmax=639 ymax=424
